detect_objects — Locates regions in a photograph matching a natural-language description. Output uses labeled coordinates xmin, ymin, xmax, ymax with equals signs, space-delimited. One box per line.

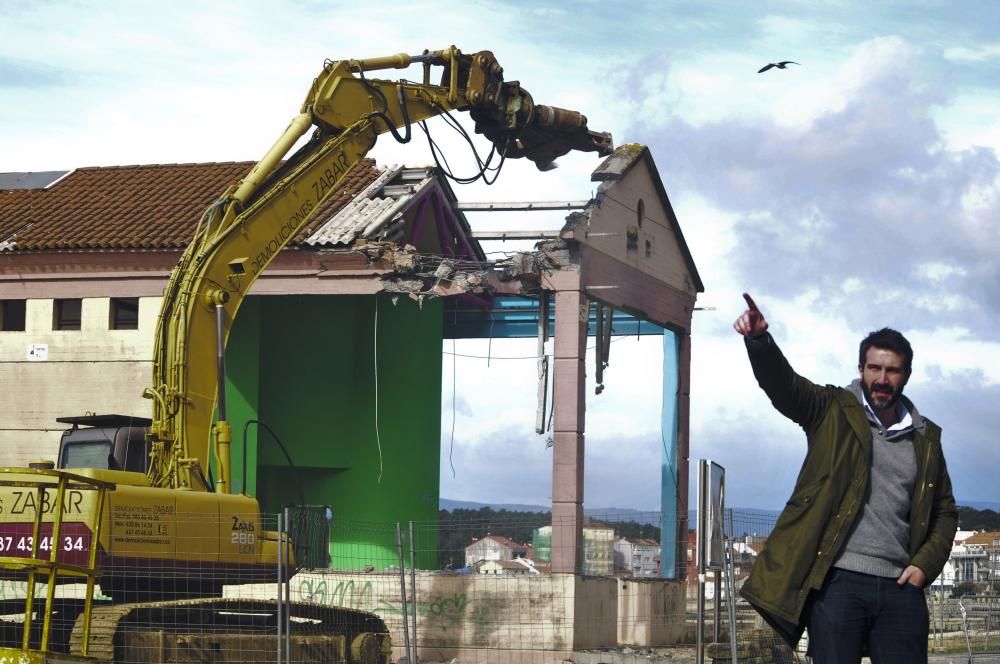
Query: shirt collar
xmin=860 ymin=388 xmax=912 ymax=432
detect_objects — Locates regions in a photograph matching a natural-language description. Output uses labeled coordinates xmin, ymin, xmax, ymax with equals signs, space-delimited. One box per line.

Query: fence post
xmin=409 ymin=521 xmax=418 ymax=663
xmin=396 ymin=522 xmax=413 ymax=664
xmin=936 ymin=576 xmax=943 ymax=647
xmin=283 ymin=506 xmax=291 ymax=663
xmin=276 ymin=511 xmax=284 ymax=664
xmin=725 ymin=509 xmax=738 ymax=663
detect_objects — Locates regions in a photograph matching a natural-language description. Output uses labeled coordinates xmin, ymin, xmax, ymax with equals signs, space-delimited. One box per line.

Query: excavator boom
xmin=145 ymin=47 xmax=613 ymax=492
xmin=0 ymin=47 xmax=613 ymax=663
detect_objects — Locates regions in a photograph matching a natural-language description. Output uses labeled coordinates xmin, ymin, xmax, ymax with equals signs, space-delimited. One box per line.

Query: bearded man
xmin=733 ymin=293 xmax=957 ymax=664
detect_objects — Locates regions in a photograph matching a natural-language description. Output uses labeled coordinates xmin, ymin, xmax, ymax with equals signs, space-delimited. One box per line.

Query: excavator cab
xmin=56 ymin=415 xmax=151 ymax=474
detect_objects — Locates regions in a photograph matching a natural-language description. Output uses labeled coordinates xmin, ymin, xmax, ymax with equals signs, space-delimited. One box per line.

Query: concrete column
xmin=551 ymin=286 xmax=587 ymax=574
xmin=676 ymin=330 xmax=692 ymax=581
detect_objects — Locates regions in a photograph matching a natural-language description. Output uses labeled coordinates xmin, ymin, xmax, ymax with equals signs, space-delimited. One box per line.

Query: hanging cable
xmin=449 ymin=338 xmax=457 ymax=479
xmin=418 ymin=110 xmax=510 ymax=185
xmin=242 ymin=419 xmax=306 ymax=507
xmin=358 ymin=71 xmax=412 ymax=144
xmin=374 ymin=298 xmax=384 ymax=483
xmin=435 ymin=105 xmax=508 ymax=179
xmin=486 ymin=309 xmax=495 ymax=368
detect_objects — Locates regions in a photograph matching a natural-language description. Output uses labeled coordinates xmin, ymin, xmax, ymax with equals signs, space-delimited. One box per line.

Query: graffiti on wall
xmin=295 ymin=576 xmax=502 ymax=626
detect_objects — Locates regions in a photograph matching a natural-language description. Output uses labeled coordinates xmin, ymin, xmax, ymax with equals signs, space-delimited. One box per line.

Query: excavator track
xmin=68 ymin=597 xmax=391 ymax=664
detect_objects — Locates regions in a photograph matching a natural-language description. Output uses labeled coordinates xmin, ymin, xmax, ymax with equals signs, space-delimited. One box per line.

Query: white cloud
xmin=838 ymin=36 xmax=916 ymax=88
xmin=943 ymin=44 xmax=1000 ymax=62
xmin=917 ymin=262 xmax=968 ymax=282
xmin=961 ymin=175 xmax=1000 ymax=213
xmin=913 ymin=293 xmax=972 ymax=314
xmin=933 ymin=94 xmax=1000 ymax=152
xmin=906 ymin=327 xmax=1000 ymax=386
xmin=842 ymin=277 xmax=863 ymax=293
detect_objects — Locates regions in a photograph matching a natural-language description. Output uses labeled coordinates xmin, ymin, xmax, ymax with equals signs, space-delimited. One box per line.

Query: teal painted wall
xmin=226 ymin=294 xmax=442 ymax=569
xmin=659 ymin=328 xmax=680 ymax=579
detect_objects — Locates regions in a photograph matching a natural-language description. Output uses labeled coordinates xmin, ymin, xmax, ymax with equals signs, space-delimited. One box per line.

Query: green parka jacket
xmin=738 ymin=333 xmax=958 ymax=647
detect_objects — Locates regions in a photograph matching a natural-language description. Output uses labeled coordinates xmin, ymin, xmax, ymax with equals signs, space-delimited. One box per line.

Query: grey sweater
xmin=832 ymin=379 xmax=921 ymax=578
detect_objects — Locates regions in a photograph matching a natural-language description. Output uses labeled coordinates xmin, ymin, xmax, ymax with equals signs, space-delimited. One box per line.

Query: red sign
xmin=0 ymin=522 xmax=93 ymax=566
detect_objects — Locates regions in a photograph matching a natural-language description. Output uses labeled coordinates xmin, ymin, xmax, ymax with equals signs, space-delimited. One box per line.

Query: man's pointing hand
xmin=733 ymin=292 xmax=769 ymax=338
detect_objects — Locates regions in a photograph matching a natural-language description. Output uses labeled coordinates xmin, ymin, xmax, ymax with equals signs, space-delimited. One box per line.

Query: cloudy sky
xmin=3 ymin=1 xmax=998 ymax=512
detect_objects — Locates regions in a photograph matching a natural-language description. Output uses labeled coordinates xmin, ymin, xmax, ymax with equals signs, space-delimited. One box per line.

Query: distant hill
xmin=440 ymin=498 xmax=550 ymax=513
xmin=443 ymin=497 xmax=998 ymax=534
xmin=959 ymin=500 xmax=1000 ymax=512
xmin=440 ymin=498 xmax=665 ymax=526
xmin=957 ymin=505 xmax=1000 ymax=531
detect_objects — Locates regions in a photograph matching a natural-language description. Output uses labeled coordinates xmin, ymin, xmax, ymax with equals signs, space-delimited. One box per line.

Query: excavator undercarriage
xmin=2 ymin=597 xmax=390 ymax=664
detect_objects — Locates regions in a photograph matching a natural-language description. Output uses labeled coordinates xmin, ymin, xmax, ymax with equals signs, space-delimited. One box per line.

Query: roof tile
xmin=0 ymin=160 xmax=381 ymax=251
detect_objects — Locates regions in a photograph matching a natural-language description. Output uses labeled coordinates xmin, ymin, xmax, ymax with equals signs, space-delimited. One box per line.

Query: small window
xmin=53 ymin=298 xmax=82 ymax=330
xmin=0 ymin=299 xmax=27 ymax=331
xmin=636 ymin=198 xmax=645 ymax=228
xmin=60 ymin=440 xmax=112 ymax=469
xmin=124 ymin=435 xmax=150 ymax=473
xmin=626 ymin=226 xmax=639 ymax=253
xmin=110 ymin=297 xmax=139 ymax=330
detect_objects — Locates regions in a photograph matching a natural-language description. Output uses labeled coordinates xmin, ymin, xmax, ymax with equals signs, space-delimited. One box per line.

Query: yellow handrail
xmin=0 ymin=469 xmax=112 ymax=656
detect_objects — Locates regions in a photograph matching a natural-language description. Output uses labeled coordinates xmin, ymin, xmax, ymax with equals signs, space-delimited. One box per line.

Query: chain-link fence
xmin=2 ymin=503 xmax=997 ymax=663
xmin=952 ymin=594 xmax=1000 ymax=662
xmin=711 ymin=509 xmax=801 ymax=664
xmin=701 ymin=510 xmax=1000 ymax=664
xmin=0 ymin=507 xmax=393 ymax=664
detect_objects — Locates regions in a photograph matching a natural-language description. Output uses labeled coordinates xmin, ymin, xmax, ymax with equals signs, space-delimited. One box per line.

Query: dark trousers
xmin=806 ymin=568 xmax=928 ymax=663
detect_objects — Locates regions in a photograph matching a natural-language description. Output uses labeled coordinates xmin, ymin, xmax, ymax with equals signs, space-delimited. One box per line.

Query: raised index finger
xmin=743 ymin=292 xmax=760 ymax=312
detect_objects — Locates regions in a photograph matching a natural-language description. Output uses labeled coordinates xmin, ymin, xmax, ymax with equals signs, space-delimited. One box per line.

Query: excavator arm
xmin=144 ymin=47 xmax=613 ymax=491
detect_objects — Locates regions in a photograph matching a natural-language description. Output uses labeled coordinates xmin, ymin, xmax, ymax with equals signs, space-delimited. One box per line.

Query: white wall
xmin=0 ymin=296 xmax=158 ymax=466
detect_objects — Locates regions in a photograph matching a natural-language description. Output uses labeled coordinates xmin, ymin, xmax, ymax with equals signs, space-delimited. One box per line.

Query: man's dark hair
xmin=859 ymin=328 xmax=913 ymax=372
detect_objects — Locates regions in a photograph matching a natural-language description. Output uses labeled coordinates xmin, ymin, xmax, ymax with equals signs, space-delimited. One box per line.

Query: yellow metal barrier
xmin=0 ymin=468 xmax=113 ymax=660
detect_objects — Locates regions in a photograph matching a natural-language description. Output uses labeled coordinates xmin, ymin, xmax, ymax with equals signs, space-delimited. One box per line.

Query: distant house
xmin=722 ymin=529 xmax=1000 ymax=595
xmin=949 ymin=530 xmax=1000 ymax=591
xmin=613 ymin=537 xmax=659 ymax=577
xmin=464 ymin=534 xmax=530 ymax=567
xmin=686 ymin=530 xmax=766 ymax=588
xmin=532 ymin=523 xmax=615 ymax=576
xmin=475 ymin=558 xmax=550 ymax=575
xmin=582 ymin=523 xmax=615 ymax=576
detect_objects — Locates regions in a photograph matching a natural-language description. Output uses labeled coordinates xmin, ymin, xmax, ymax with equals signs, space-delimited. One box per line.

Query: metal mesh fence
xmin=0 ymin=509 xmax=392 ymax=664
xmin=954 ymin=594 xmax=1000 ymax=662
xmin=1 ymin=502 xmax=997 ymax=663
xmin=717 ymin=509 xmax=801 ymax=664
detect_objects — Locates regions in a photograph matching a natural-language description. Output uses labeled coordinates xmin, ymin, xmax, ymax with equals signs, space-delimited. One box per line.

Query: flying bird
xmin=758 ymin=61 xmax=800 ymax=73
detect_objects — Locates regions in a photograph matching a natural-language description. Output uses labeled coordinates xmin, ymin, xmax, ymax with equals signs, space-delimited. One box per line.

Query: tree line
xmin=431 ymin=505 xmax=997 ymax=570
xmin=957 ymin=505 xmax=1000 ymax=531
xmin=435 ymin=507 xmax=661 ymax=570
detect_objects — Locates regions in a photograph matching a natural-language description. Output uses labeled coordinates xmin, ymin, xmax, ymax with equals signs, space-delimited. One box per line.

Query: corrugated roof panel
xmin=0 ymin=171 xmax=71 ymax=190
xmin=305 ymin=165 xmax=412 ymax=246
xmin=361 ymin=172 xmax=435 ymax=239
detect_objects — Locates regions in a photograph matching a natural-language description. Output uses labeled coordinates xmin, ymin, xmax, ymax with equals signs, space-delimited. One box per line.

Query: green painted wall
xmin=226 ymin=294 xmax=442 ymax=569
xmin=226 ymin=296 xmax=261 ymax=496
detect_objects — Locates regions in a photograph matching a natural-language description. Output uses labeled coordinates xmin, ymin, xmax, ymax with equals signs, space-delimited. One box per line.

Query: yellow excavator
xmin=0 ymin=47 xmax=613 ymax=663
